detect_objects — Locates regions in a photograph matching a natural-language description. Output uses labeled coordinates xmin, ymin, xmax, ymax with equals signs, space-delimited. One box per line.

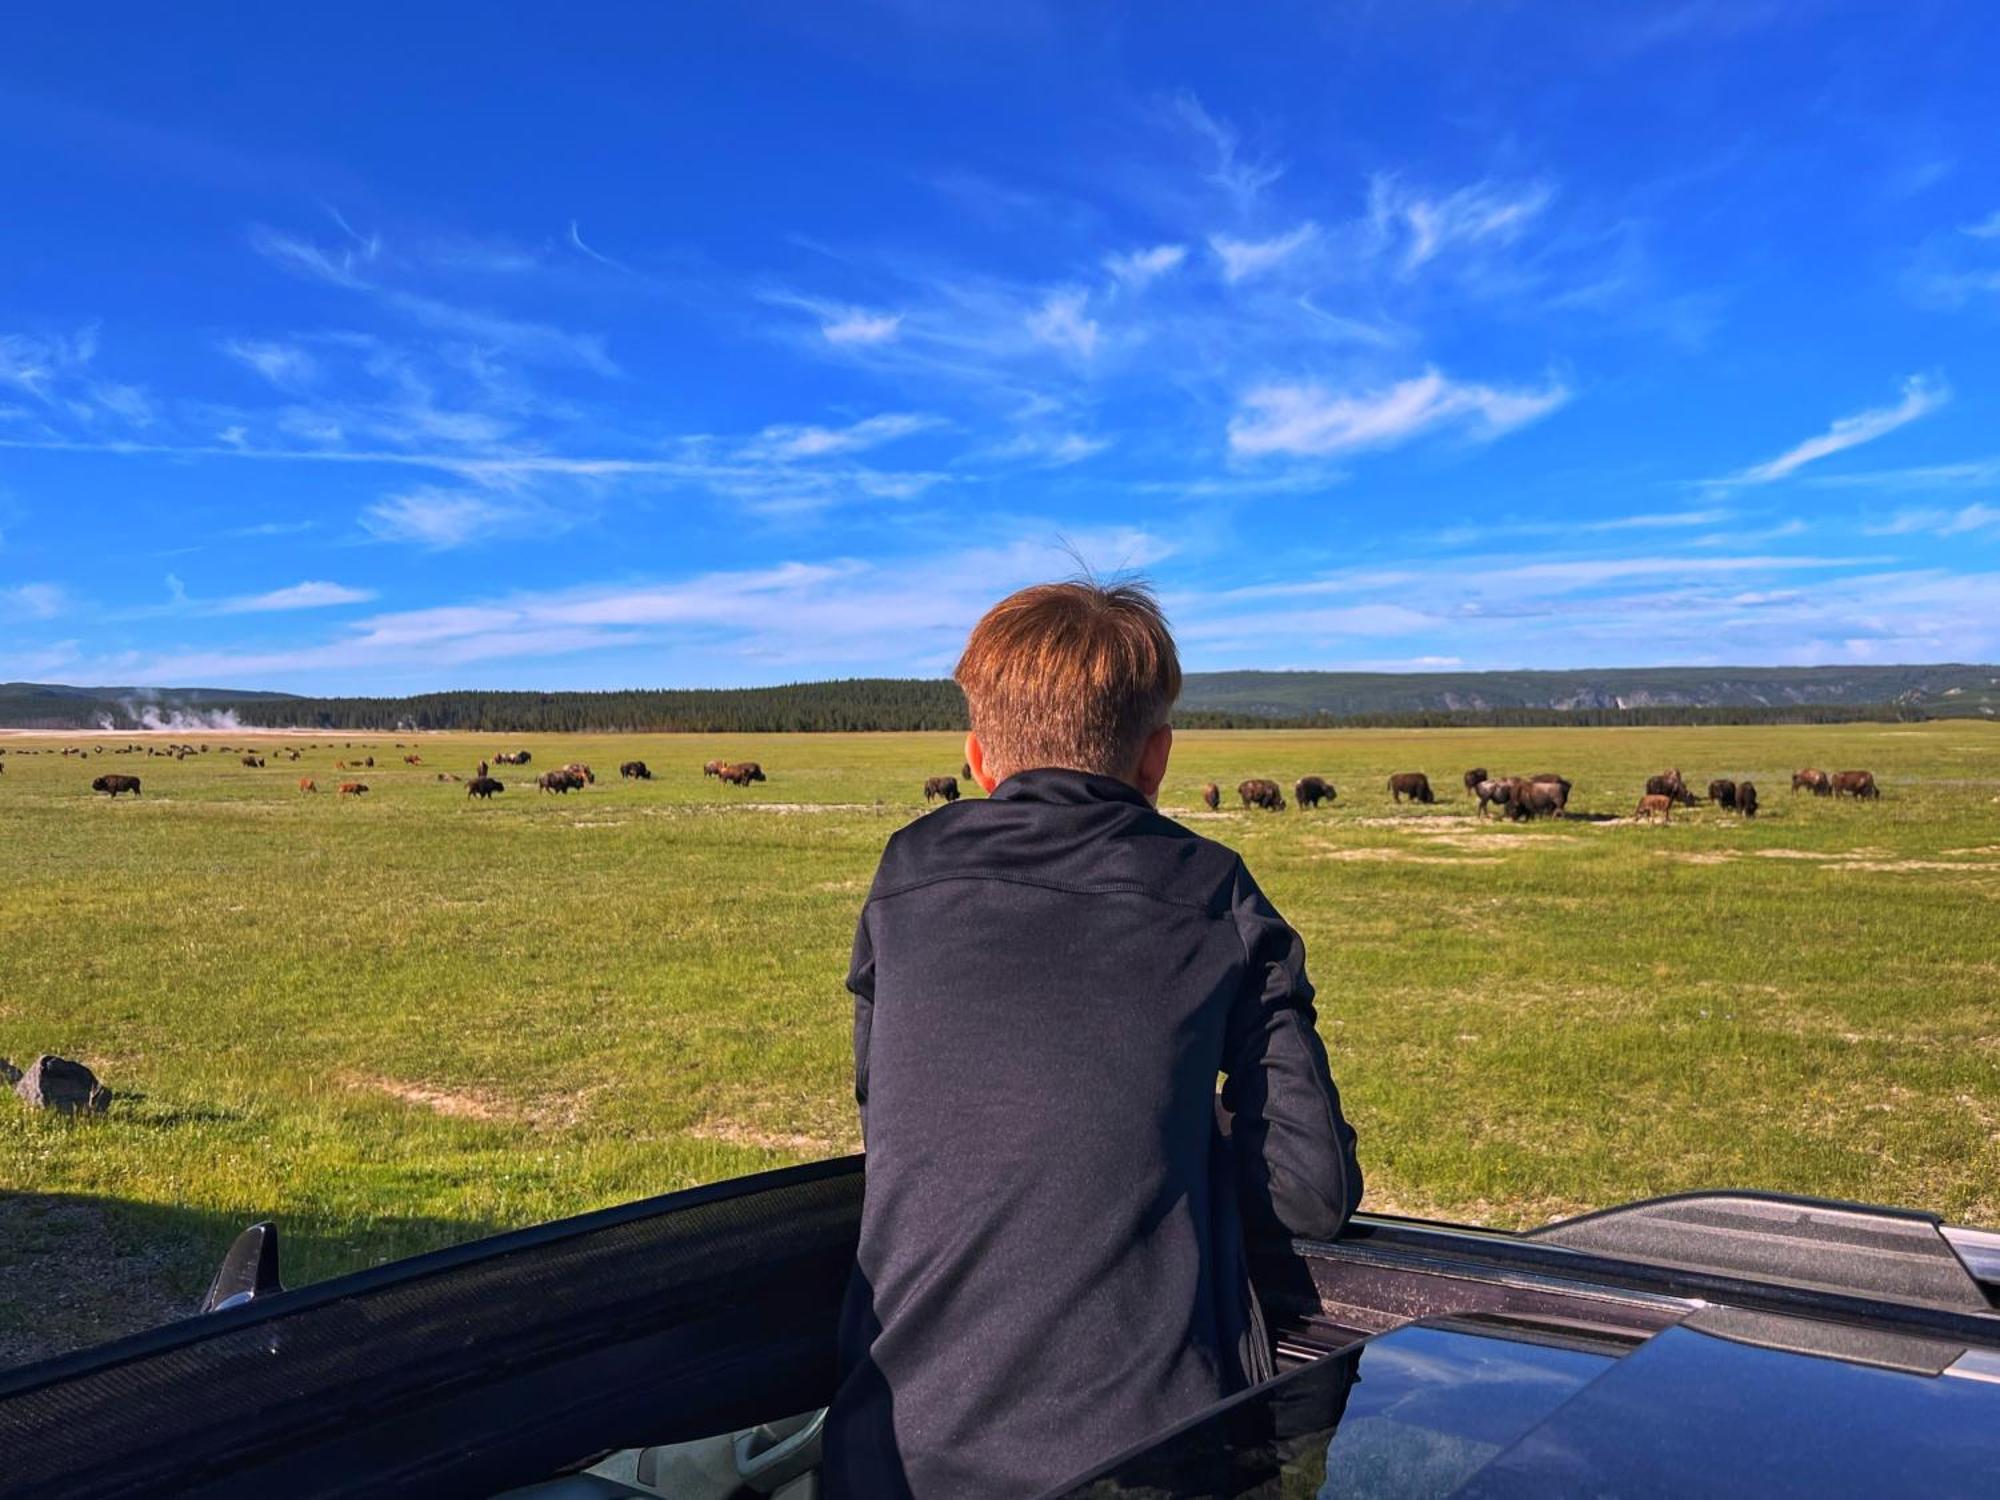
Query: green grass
xmin=3 ymin=723 xmax=1998 ymax=1364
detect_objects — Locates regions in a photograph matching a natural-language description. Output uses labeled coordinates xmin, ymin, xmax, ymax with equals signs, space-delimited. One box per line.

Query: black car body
xmin=3 ymin=1156 xmax=1997 ymax=1498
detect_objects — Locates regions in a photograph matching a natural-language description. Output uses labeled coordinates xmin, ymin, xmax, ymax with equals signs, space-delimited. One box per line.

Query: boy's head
xmin=954 ymin=579 xmax=1181 ymax=796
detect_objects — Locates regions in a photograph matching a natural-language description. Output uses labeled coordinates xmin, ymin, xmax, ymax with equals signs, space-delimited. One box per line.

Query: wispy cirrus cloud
xmin=1210 ymin=223 xmax=1317 ymax=283
xmin=215 ymin=580 xmax=377 ymax=613
xmin=1368 ymin=175 xmax=1555 ymax=273
xmin=739 ymin=411 xmax=937 ymax=461
xmin=1025 ymin=289 xmax=1100 ymax=358
xmin=1105 ymin=244 xmax=1186 ymax=287
xmin=822 ymin=309 xmax=903 ymax=345
xmin=1171 ymin=91 xmax=1282 ymax=211
xmin=1 ymin=582 xmax=69 ymax=620
xmin=1228 ymin=369 xmax=1568 ymax=458
xmin=1864 ymin=503 xmax=2000 ymax=538
xmin=223 ymin=339 xmax=317 ymax=389
xmin=361 ymin=487 xmax=566 ymax=549
xmin=1721 ymin=375 xmax=1949 ymax=485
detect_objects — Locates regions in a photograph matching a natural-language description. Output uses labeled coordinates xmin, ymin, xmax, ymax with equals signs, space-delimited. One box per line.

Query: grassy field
xmin=3 ymin=722 xmax=1998 ymax=1366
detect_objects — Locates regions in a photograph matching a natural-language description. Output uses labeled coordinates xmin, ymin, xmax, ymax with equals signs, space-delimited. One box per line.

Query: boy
xmin=825 ymin=581 xmax=1361 ymax=1499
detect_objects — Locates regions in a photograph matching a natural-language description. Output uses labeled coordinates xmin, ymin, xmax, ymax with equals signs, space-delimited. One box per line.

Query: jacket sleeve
xmin=1221 ymin=864 xmax=1361 ymax=1248
xmin=847 ymin=903 xmax=876 ymax=1130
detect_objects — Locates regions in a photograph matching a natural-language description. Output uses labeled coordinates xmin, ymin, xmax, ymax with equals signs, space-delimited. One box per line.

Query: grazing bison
xmin=1388 ymin=772 xmax=1435 ymax=804
xmin=702 ymin=759 xmax=726 ymax=778
xmin=240 ymin=754 xmax=265 ymax=768
xmin=719 ymin=761 xmax=766 ymax=786
xmin=1201 ymin=781 xmax=1220 ymax=811
xmin=1294 ymin=775 xmax=1337 ymax=810
xmin=403 ymin=754 xmax=422 ymax=766
xmin=923 ymin=775 xmax=961 ymax=803
xmin=467 ymin=776 xmax=505 ymax=799
xmin=1832 ymin=769 xmax=1880 ymax=800
xmin=1708 ymin=779 xmax=1738 ymax=809
xmin=1792 ymin=767 xmax=1832 ymax=796
xmin=298 ymin=777 xmax=317 ymax=794
xmin=1462 ymin=767 xmax=1489 ymax=794
xmin=495 ymin=751 xmax=532 ymax=767
xmin=1634 ymin=793 xmax=1674 ymax=824
xmin=1645 ymin=772 xmax=1695 ymax=806
xmin=1238 ymin=778 xmax=1285 ymax=812
xmin=561 ymin=761 xmax=596 ymax=785
xmin=620 ymin=760 xmax=652 ymax=780
xmin=338 ymin=781 xmax=367 ymax=797
xmin=537 ymin=770 xmax=584 ymax=794
xmin=1737 ymin=780 xmax=1759 ymax=818
xmin=91 ymin=774 xmax=141 ymax=797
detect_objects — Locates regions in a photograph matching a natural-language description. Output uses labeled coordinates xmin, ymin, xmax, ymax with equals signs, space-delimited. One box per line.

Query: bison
xmin=923 ymin=775 xmax=961 ymax=803
xmin=467 ymin=776 xmax=505 ymax=799
xmin=240 ymin=754 xmax=265 ymax=768
xmin=1294 ymin=775 xmax=1337 ymax=810
xmin=1708 ymin=779 xmax=1738 ymax=809
xmin=718 ymin=762 xmax=766 ymax=786
xmin=1238 ymin=778 xmax=1285 ymax=812
xmin=338 ymin=781 xmax=368 ymax=796
xmin=561 ymin=762 xmax=596 ymax=785
xmin=1388 ymin=772 xmax=1435 ymax=804
xmin=90 ymin=774 xmax=141 ymax=797
xmin=403 ymin=754 xmax=422 ymax=766
xmin=1201 ymin=781 xmax=1220 ymax=811
xmin=298 ymin=777 xmax=317 ymax=794
xmin=1645 ymin=772 xmax=1695 ymax=806
xmin=537 ymin=770 xmax=584 ymax=794
xmin=477 ymin=760 xmax=490 ymax=778
xmin=620 ymin=760 xmax=652 ymax=780
xmin=1462 ymin=766 xmax=1489 ymax=794
xmin=1634 ymin=793 xmax=1674 ymax=824
xmin=961 ymin=760 xmax=973 ymax=781
xmin=702 ymin=759 xmax=729 ymax=778
xmin=1472 ymin=778 xmax=1514 ymax=819
xmin=1792 ymin=767 xmax=1832 ymax=796
xmin=1832 ymin=769 xmax=1880 ymax=800
xmin=495 ymin=750 xmax=532 ymax=767
xmin=1737 ymin=780 xmax=1759 ymax=818
xmin=1512 ymin=780 xmax=1568 ymax=820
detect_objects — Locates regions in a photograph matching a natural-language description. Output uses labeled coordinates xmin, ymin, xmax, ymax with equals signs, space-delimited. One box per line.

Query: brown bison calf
xmin=702 ymin=759 xmax=726 ymax=778
xmin=1201 ymin=781 xmax=1220 ymax=811
xmin=923 ymin=775 xmax=960 ymax=803
xmin=1737 ymin=780 xmax=1758 ymax=818
xmin=1792 ymin=767 xmax=1832 ymax=796
xmin=1634 ymin=793 xmax=1674 ymax=824
xmin=1708 ymin=779 xmax=1737 ymax=809
xmin=1238 ymin=778 xmax=1285 ymax=811
xmin=91 ymin=774 xmax=141 ymax=797
xmin=1294 ymin=775 xmax=1336 ymax=810
xmin=1388 ymin=772 xmax=1435 ymax=804
xmin=298 ymin=777 xmax=317 ymax=794
xmin=1832 ymin=769 xmax=1879 ymax=800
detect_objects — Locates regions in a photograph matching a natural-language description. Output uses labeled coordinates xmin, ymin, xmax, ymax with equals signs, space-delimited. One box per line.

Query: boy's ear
xmin=1133 ymin=724 xmax=1173 ymax=802
xmin=966 ymin=732 xmax=1000 ymax=793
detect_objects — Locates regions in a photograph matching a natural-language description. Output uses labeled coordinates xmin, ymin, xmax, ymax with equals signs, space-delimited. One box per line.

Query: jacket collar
xmin=988 ymin=767 xmax=1152 ymax=809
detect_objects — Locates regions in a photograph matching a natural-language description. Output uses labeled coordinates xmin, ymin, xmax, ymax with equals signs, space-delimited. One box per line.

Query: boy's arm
xmin=847 ymin=905 xmax=876 ymax=1128
xmin=1222 ymin=866 xmax=1362 ymax=1248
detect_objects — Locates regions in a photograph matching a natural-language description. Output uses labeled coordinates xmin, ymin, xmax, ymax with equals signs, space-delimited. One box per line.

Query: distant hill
xmin=1 ymin=665 xmax=1994 ymax=732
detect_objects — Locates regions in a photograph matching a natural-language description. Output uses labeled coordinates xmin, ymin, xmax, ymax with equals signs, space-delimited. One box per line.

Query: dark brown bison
xmin=1645 ymin=772 xmax=1695 ymax=806
xmin=1462 ymin=767 xmax=1489 ymax=794
xmin=338 ymin=781 xmax=367 ymax=796
xmin=1238 ymin=778 xmax=1285 ymax=811
xmin=1832 ymin=769 xmax=1879 ymax=800
xmin=495 ymin=750 xmax=531 ymax=767
xmin=1737 ymin=780 xmax=1759 ymax=818
xmin=1388 ymin=772 xmax=1435 ymax=804
xmin=719 ymin=762 xmax=766 ymax=786
xmin=1201 ymin=781 xmax=1220 ymax=811
xmin=1792 ymin=767 xmax=1831 ymax=796
xmin=362 ymin=756 xmax=374 ymax=768
xmin=240 ymin=754 xmax=265 ymax=768
xmin=91 ymin=774 xmax=141 ymax=797
xmin=537 ymin=770 xmax=584 ymax=794
xmin=477 ymin=760 xmax=490 ymax=778
xmin=923 ymin=775 xmax=960 ymax=803
xmin=1634 ymin=793 xmax=1674 ymax=823
xmin=619 ymin=760 xmax=652 ymax=780
xmin=467 ymin=776 xmax=505 ymax=799
xmin=1708 ymin=779 xmax=1738 ymax=809
xmin=1294 ymin=775 xmax=1336 ymax=810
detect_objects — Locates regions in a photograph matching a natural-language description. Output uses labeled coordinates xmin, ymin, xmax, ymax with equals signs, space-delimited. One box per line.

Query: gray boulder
xmin=15 ymin=1055 xmax=112 ymax=1114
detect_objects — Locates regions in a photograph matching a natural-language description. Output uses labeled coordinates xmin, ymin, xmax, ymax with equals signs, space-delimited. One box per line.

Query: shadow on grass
xmin=0 ymin=1190 xmax=502 ymax=1374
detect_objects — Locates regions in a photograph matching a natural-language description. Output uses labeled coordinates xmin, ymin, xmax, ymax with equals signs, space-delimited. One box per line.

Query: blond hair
xmin=954 ymin=580 xmax=1181 ymax=780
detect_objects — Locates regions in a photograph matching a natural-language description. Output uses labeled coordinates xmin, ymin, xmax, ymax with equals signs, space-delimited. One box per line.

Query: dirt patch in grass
xmin=1309 ymin=847 xmax=1504 ymax=866
xmin=343 ymin=1073 xmax=511 ymax=1121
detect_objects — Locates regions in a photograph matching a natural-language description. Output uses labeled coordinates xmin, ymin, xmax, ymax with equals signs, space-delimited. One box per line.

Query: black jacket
xmin=824 ymin=770 xmax=1361 ymax=1499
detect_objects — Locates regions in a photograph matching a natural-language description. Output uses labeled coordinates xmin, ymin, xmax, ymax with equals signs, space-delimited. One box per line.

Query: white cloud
xmin=1727 ymin=376 xmax=1949 ymax=485
xmin=224 ymin=339 xmax=317 ymax=388
xmin=1961 ymin=210 xmax=2000 ymax=239
xmin=250 ymin=226 xmax=375 ymax=289
xmin=361 ymin=488 xmax=554 ymax=549
xmin=1 ymin=582 xmax=68 ymax=620
xmin=1210 ymin=223 xmax=1317 ymax=283
xmin=1866 ymin=503 xmax=2000 ymax=538
xmin=822 ymin=310 xmax=903 ymax=345
xmin=990 ymin=431 xmax=1111 ymax=466
xmin=1105 ymin=244 xmax=1187 ymax=286
xmin=1228 ymin=369 xmax=1568 ymax=457
xmin=741 ymin=412 xmax=935 ymax=461
xmin=1025 ymin=290 xmax=1100 ymax=358
xmin=216 ymin=580 xmax=378 ymax=614
xmin=1172 ymin=93 xmax=1283 ymax=210
xmin=1368 ymin=175 xmax=1555 ymax=273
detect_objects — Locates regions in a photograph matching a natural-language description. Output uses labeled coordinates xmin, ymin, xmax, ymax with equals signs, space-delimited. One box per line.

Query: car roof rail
xmin=1529 ymin=1191 xmax=1994 ymax=1314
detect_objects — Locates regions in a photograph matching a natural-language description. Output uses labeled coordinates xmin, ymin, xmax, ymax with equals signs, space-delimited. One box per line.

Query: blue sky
xmin=3 ymin=2 xmax=1998 ymax=693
